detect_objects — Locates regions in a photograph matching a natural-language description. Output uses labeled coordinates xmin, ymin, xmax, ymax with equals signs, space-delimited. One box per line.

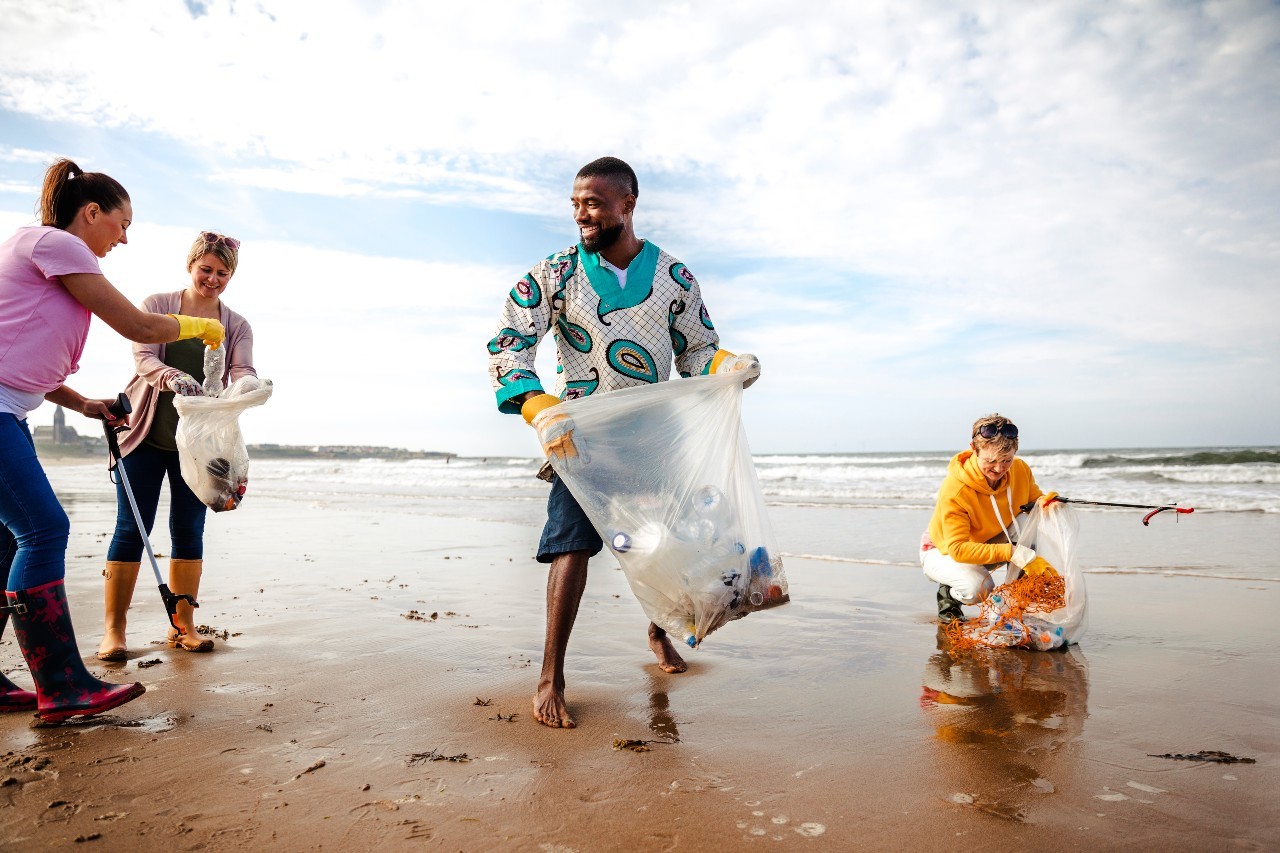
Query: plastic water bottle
xmin=621 ymin=522 xmax=669 ymax=556
xmin=692 ymin=485 xmax=726 ymax=516
xmin=202 ymin=345 xmax=225 ymax=397
xmin=749 ymin=547 xmax=772 ymax=579
xmin=994 ymin=620 xmax=1026 ymax=646
xmin=680 ymin=517 xmax=720 ymax=545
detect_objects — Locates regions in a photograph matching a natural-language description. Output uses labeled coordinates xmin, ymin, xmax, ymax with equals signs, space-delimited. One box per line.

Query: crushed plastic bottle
xmin=202 ymin=344 xmax=225 ymax=397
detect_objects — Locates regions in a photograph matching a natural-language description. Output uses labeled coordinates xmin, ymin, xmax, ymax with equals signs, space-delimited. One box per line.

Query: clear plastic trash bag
xmin=535 ymin=369 xmax=788 ymax=648
xmin=961 ymin=504 xmax=1088 ymax=650
xmin=173 ymin=367 xmax=272 ymax=513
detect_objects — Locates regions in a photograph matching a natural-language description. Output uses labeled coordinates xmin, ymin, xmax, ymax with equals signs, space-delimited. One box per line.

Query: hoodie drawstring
xmin=989 ymin=491 xmax=1021 ymax=547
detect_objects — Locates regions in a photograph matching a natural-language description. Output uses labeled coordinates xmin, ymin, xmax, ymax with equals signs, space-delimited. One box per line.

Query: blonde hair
xmin=186 ymin=231 xmax=239 ymax=275
xmin=971 ymin=413 xmax=1019 ymax=456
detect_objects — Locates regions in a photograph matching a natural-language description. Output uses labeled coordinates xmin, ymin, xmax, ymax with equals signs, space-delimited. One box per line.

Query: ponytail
xmin=38 ymin=158 xmax=130 ymax=229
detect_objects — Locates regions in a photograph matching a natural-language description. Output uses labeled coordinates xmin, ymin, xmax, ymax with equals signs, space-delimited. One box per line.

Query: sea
xmin=49 ymin=446 xmax=1280 ymax=584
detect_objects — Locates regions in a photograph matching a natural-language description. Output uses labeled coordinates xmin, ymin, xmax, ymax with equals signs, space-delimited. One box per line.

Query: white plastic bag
xmin=173 ymin=373 xmax=272 ymax=512
xmin=536 ymin=369 xmax=787 ymax=648
xmin=963 ymin=504 xmax=1088 ymax=650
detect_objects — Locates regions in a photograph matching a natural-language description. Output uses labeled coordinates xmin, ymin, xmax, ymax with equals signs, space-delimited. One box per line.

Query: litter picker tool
xmin=101 ymin=393 xmax=199 ymax=637
xmin=1021 ymin=496 xmax=1194 ymax=526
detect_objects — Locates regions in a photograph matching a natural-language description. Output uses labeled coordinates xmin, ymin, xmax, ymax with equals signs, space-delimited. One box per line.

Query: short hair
xmin=971 ymin=412 xmax=1019 ymax=456
xmin=575 ymin=156 xmax=638 ymax=198
xmin=39 ymin=158 xmax=130 ymax=230
xmin=186 ymin=232 xmax=239 ymax=275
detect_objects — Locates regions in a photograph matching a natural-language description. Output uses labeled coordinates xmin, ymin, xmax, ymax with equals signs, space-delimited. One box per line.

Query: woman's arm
xmin=44 ymin=385 xmax=121 ymax=422
xmin=59 ymin=273 xmax=181 ymax=343
xmin=226 ymin=321 xmax=257 ymax=383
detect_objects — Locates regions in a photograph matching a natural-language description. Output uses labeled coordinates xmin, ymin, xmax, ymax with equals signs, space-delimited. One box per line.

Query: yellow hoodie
xmin=926 ymin=450 xmax=1044 ymax=566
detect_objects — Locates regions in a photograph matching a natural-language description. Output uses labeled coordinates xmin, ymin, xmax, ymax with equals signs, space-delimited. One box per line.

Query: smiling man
xmin=919 ymin=414 xmax=1061 ymax=624
xmin=486 ymin=156 xmax=759 ymax=729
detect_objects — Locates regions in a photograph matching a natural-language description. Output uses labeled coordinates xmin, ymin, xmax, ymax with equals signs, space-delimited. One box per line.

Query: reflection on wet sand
xmin=919 ymin=630 xmax=1090 ymax=821
xmin=647 ymin=675 xmax=681 ymax=743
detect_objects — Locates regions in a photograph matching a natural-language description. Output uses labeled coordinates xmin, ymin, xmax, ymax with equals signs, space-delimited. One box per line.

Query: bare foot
xmin=648 ymin=629 xmax=688 ymax=674
xmin=532 ymin=683 xmax=576 ymax=729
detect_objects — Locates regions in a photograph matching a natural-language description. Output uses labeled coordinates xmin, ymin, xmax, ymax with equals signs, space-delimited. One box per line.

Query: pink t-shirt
xmin=0 ymin=226 xmax=101 ymax=394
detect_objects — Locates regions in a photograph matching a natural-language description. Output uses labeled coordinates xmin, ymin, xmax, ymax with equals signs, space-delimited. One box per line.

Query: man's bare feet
xmin=532 ymin=681 xmax=576 ymax=728
xmin=648 ymin=624 xmax=688 ymax=673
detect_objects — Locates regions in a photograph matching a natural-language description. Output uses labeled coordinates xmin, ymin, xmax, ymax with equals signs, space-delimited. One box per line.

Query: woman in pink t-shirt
xmin=0 ymin=158 xmax=226 ymax=725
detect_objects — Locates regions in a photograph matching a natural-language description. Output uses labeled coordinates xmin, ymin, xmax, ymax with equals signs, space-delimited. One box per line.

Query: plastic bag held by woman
xmin=951 ymin=503 xmax=1089 ymax=650
xmin=533 ymin=367 xmax=788 ymax=647
xmin=173 ymin=357 xmax=272 ymax=512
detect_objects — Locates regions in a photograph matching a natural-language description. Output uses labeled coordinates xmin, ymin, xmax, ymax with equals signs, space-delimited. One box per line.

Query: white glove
xmin=166 ymin=372 xmax=204 ymax=396
xmin=1010 ymin=544 xmax=1036 ymax=569
xmin=716 ymin=351 xmax=761 ymax=389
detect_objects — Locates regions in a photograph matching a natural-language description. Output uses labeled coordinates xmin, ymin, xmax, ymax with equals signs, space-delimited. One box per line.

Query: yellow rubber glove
xmin=521 ymin=394 xmax=581 ymax=464
xmin=520 ymin=393 xmax=562 ymax=424
xmin=1023 ymin=556 xmax=1059 ymax=578
xmin=709 ymin=348 xmax=761 ymax=388
xmin=1037 ymin=491 xmax=1060 ymax=510
xmin=169 ymin=314 xmax=225 ymax=348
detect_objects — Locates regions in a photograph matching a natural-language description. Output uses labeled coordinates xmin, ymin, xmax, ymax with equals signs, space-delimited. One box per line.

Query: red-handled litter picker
xmin=1022 ymin=496 xmax=1195 ymax=526
xmin=101 ymin=393 xmax=199 ymax=638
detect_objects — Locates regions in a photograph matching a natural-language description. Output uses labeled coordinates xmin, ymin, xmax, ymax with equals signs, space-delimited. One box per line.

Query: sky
xmin=1 ymin=0 xmax=1277 ymax=455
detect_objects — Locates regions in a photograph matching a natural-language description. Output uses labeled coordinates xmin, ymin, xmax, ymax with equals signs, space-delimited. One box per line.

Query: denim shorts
xmin=536 ymin=474 xmax=602 ymax=563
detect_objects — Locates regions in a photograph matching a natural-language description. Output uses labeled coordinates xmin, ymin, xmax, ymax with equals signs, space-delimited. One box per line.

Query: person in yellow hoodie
xmin=921 ymin=414 xmax=1060 ymax=623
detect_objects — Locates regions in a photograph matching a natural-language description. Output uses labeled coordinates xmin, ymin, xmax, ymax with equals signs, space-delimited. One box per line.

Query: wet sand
xmin=1 ymin=482 xmax=1277 ymax=850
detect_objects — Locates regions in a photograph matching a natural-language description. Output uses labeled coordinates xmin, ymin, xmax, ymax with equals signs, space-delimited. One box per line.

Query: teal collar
xmin=579 ymin=239 xmax=659 ymax=313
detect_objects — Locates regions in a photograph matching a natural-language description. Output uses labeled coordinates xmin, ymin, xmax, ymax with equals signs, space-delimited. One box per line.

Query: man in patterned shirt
xmin=488 ymin=156 xmax=759 ymax=728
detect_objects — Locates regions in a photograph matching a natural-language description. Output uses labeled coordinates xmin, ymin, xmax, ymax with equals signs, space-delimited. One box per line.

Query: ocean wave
xmin=779 ymin=552 xmax=1280 ymax=583
xmin=1083 ymin=567 xmax=1280 ymax=583
xmin=1072 ymin=448 xmax=1280 ymax=468
xmin=780 ymin=552 xmax=919 ymax=568
xmin=755 ymin=453 xmax=949 ymax=466
xmin=756 ymin=463 xmax=948 ymax=483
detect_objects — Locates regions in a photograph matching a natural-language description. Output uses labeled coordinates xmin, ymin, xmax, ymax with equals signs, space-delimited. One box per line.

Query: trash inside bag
xmin=535 ymin=369 xmax=788 ymax=647
xmin=945 ymin=504 xmax=1088 ymax=651
xmin=173 ymin=362 xmax=272 ymax=513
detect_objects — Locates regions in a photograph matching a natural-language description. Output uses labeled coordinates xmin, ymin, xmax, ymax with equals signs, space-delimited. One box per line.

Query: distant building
xmin=33 ymin=406 xmax=105 ymax=456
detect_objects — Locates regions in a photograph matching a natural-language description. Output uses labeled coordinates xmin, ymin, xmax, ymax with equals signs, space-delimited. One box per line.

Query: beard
xmin=582 ymin=222 xmax=625 ymax=253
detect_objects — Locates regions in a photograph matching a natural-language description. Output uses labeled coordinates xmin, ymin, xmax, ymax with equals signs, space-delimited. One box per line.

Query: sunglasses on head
xmin=975 ymin=422 xmax=1018 ymax=440
xmin=201 ymin=231 xmax=240 ymax=250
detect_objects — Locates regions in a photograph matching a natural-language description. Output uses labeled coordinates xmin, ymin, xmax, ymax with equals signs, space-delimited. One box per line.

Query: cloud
xmin=0 ymin=209 xmax=524 ymax=453
xmin=1 ymin=1 xmax=1277 ymax=451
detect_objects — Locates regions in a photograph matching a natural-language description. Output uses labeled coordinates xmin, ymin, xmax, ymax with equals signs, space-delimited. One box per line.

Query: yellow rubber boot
xmin=96 ymin=561 xmax=141 ymax=661
xmin=167 ymin=559 xmax=214 ymax=652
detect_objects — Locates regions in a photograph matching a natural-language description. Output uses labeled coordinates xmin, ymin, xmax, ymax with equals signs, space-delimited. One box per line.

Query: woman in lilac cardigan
xmin=96 ymin=232 xmax=256 ymax=660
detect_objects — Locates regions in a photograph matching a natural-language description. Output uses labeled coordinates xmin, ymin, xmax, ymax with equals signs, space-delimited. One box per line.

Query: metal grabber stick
xmin=102 ymin=393 xmax=198 ymax=637
xmin=1020 ymin=496 xmax=1195 ymax=526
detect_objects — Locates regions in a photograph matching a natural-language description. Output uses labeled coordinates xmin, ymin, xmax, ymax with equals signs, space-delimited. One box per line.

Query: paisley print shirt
xmin=488 ymin=240 xmax=721 ymax=414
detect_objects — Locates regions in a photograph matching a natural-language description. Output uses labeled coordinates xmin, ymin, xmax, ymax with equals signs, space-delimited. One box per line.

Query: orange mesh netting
xmin=944 ymin=573 xmax=1066 ymax=652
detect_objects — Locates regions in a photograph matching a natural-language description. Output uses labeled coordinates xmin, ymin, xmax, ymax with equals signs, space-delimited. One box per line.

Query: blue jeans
xmin=106 ymin=442 xmax=207 ymax=562
xmin=0 ymin=415 xmax=70 ymax=590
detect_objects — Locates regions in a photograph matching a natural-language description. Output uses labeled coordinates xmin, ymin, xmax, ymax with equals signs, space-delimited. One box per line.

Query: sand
xmin=1 ymin=482 xmax=1277 ymax=851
